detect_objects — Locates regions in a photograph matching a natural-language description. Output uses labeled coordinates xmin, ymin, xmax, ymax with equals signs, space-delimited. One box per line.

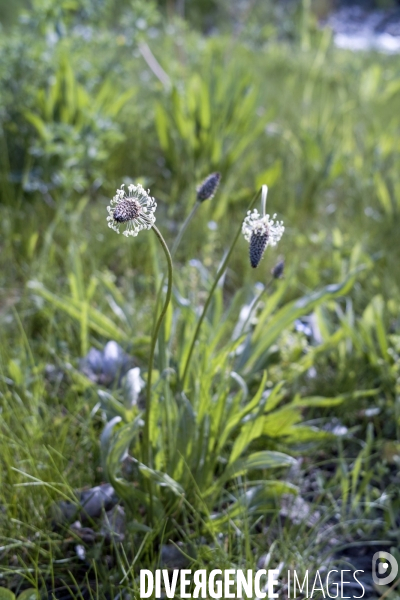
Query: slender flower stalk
xmin=170 ymin=202 xmax=200 ymax=258
xmin=144 ymin=226 xmax=173 ymax=467
xmin=238 ymin=280 xmax=274 ymax=339
xmin=181 ymin=187 xmax=262 ymax=390
xmin=170 ymin=173 xmax=221 ymax=258
xmin=237 ymin=259 xmax=285 ymax=341
xmin=153 ymin=172 xmax=222 ymax=339
xmin=106 ymin=184 xmax=173 ymax=512
xmin=144 ymin=228 xmax=173 ymax=528
xmin=152 ymin=200 xmax=200 ymax=344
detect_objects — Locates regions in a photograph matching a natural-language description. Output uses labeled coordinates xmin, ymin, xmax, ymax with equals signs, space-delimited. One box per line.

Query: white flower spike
xmin=107 ymin=183 xmax=157 ymax=237
xmin=242 ymin=185 xmax=284 ymax=268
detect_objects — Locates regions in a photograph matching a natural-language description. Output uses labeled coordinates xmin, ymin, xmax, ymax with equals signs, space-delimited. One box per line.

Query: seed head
xmin=107 ymin=183 xmax=157 ymax=237
xmin=113 ymin=198 xmax=142 ymax=222
xmin=271 ymin=258 xmax=285 ymax=279
xmin=196 ymin=172 xmax=221 ymax=202
xmin=249 ymin=231 xmax=269 ymax=268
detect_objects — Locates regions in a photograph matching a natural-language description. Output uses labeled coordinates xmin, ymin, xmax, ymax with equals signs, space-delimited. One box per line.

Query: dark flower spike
xmin=196 ymin=172 xmax=221 ymax=202
xmin=249 ymin=231 xmax=270 ymax=268
xmin=242 ymin=185 xmax=285 ymax=269
xmin=271 ymin=258 xmax=285 ymax=279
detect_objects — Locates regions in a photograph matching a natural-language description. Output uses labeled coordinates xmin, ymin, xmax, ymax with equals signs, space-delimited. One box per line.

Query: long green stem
xmin=143 ymin=225 xmax=173 ymax=468
xmin=238 ymin=278 xmax=274 ymax=339
xmin=171 ymin=201 xmax=200 ymax=257
xmin=151 ymin=201 xmax=199 ymax=340
xmin=181 ymin=188 xmax=261 ymax=390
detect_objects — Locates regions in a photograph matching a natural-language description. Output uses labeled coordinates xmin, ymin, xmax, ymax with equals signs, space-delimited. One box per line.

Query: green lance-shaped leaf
xmin=17 ymin=591 xmax=39 ymax=600
xmin=102 ymin=418 xmax=183 ymax=517
xmin=28 ymin=280 xmax=138 ymax=343
xmin=219 ymin=372 xmax=268 ymax=461
xmin=0 ymin=589 xmax=16 ymax=600
xmin=207 ymin=451 xmax=296 ymax=498
xmin=211 ymin=481 xmax=298 ymax=528
xmin=244 ymin=268 xmax=365 ymax=374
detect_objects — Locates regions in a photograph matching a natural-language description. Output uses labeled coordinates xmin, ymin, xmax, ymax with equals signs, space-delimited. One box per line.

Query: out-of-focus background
xmin=1 ymin=1 xmax=400 ymax=598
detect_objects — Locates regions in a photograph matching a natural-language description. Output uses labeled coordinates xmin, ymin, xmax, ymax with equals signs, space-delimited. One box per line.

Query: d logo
xmin=372 ymin=551 xmax=398 ymax=586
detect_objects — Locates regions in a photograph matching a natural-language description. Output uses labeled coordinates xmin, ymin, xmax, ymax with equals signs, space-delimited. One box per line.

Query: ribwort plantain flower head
xmin=196 ymin=172 xmax=221 ymax=202
xmin=271 ymin=258 xmax=285 ymax=279
xmin=107 ymin=183 xmax=157 ymax=237
xmin=242 ymin=210 xmax=285 ymax=269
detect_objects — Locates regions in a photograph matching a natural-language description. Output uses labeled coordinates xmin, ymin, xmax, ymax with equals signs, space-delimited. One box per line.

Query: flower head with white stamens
xmin=107 ymin=183 xmax=157 ymax=237
xmin=242 ymin=185 xmax=284 ymax=268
